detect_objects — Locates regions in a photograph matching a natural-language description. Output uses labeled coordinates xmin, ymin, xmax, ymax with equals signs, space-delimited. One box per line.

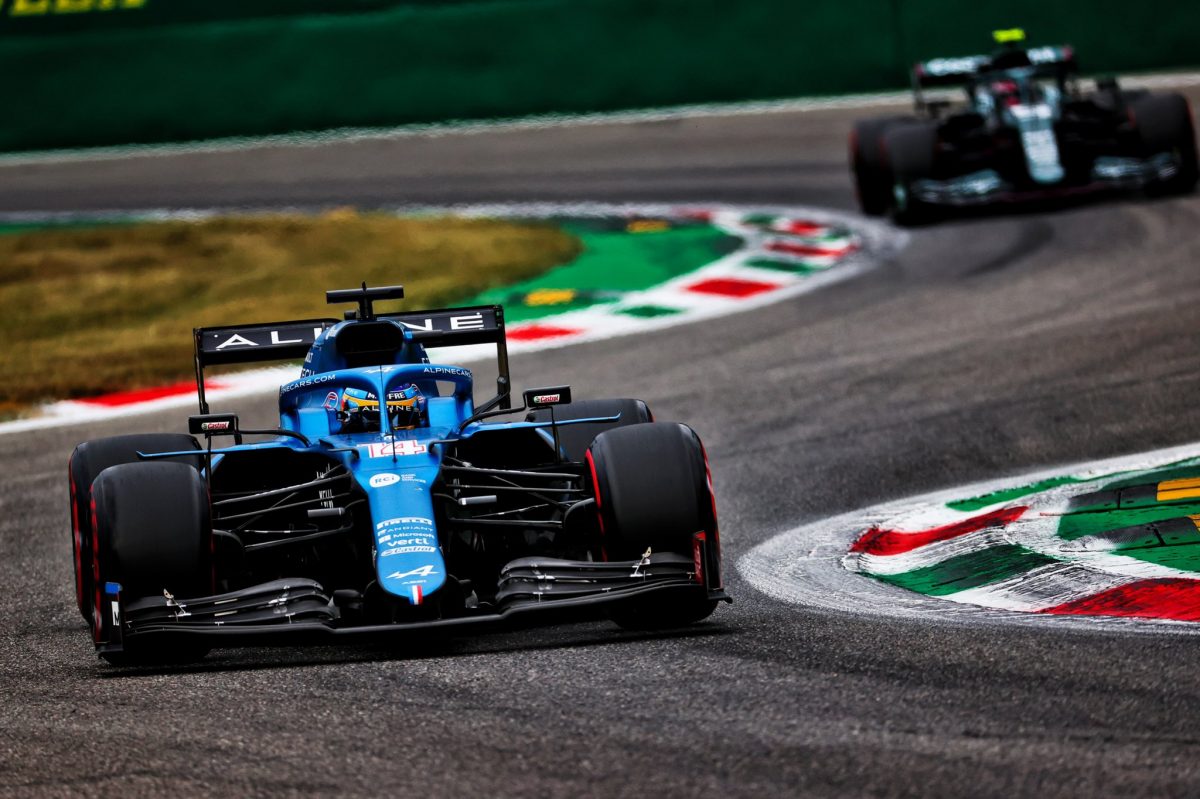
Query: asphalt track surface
xmin=4 ymin=89 xmax=1200 ymax=797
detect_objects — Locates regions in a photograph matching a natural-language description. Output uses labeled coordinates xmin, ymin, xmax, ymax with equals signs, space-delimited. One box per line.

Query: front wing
xmin=910 ymin=152 xmax=1182 ymax=207
xmin=99 ymin=551 xmax=730 ymax=655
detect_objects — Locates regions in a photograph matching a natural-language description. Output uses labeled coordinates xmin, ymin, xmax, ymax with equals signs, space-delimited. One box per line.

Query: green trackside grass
xmin=0 ymin=212 xmax=581 ymax=418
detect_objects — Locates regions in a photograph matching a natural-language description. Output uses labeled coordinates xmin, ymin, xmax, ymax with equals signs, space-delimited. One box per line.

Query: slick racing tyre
xmin=587 ymin=422 xmax=719 ymax=628
xmin=850 ymin=117 xmax=908 ymax=216
xmin=89 ymin=461 xmax=212 ymax=665
xmin=527 ymin=398 xmax=652 ymax=461
xmin=883 ymin=122 xmax=938 ymax=226
xmin=68 ymin=433 xmax=199 ymax=625
xmin=1132 ymin=93 xmax=1200 ymax=196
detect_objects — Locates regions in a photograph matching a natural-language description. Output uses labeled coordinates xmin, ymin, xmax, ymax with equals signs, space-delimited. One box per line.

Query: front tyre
xmin=850 ymin=117 xmax=908 ymax=216
xmin=883 ymin=122 xmax=939 ymax=226
xmin=90 ymin=461 xmax=212 ymax=665
xmin=587 ymin=422 xmax=720 ymax=629
xmin=1132 ymin=93 xmax=1199 ymax=196
xmin=68 ymin=433 xmax=200 ymax=625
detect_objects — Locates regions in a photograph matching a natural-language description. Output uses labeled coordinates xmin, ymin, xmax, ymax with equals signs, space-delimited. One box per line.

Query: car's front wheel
xmin=68 ymin=434 xmax=200 ymax=625
xmin=586 ymin=422 xmax=720 ymax=629
xmin=883 ymin=122 xmax=939 ymax=226
xmin=1132 ymin=93 xmax=1199 ymax=196
xmin=850 ymin=116 xmax=909 ymax=216
xmin=89 ymin=461 xmax=212 ymax=665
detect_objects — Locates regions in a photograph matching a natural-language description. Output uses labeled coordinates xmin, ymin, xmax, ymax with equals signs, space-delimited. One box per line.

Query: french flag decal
xmin=410 ymin=585 xmax=423 ymax=606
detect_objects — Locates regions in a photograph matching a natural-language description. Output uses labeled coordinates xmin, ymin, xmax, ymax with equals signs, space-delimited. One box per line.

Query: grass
xmin=0 ymin=211 xmax=581 ymax=416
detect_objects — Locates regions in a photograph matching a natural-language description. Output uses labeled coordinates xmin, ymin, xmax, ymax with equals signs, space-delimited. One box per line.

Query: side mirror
xmin=524 ymin=386 xmax=571 ymax=408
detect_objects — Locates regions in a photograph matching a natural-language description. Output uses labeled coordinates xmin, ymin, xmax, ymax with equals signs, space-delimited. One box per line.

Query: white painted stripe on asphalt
xmin=3 ymin=71 xmax=1198 ymax=167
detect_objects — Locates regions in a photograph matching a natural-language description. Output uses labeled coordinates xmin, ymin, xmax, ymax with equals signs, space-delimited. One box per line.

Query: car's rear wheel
xmin=1132 ymin=93 xmax=1199 ymax=196
xmin=527 ymin=398 xmax=652 ymax=461
xmin=90 ymin=461 xmax=212 ymax=665
xmin=850 ymin=117 xmax=908 ymax=216
xmin=883 ymin=122 xmax=939 ymax=226
xmin=587 ymin=422 xmax=719 ymax=629
xmin=68 ymin=433 xmax=200 ymax=625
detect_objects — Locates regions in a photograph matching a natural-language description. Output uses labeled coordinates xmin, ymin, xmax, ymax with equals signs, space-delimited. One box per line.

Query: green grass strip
xmin=874 ymin=544 xmax=1056 ymax=597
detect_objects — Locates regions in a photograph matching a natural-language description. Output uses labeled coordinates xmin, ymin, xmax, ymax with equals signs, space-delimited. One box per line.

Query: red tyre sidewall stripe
xmin=585 ymin=449 xmax=608 ymax=562
xmin=68 ymin=455 xmax=85 ymax=612
xmin=89 ymin=493 xmax=102 ymax=644
xmin=698 ymin=440 xmax=722 ymax=589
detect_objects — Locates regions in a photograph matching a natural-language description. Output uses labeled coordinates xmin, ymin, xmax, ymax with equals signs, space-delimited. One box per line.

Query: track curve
xmin=4 ymin=91 xmax=1200 ymax=797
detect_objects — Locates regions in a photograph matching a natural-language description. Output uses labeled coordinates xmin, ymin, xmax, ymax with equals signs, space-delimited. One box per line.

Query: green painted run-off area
xmin=465 ymin=219 xmax=738 ymax=323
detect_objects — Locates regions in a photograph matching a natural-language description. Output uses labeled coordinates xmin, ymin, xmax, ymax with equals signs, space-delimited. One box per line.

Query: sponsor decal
xmin=400 ymin=473 xmax=427 ymax=484
xmin=378 ymin=534 xmax=435 ymax=547
xmin=362 ymin=441 xmax=427 ymax=458
xmin=923 ymin=56 xmax=985 ymax=77
xmin=398 ymin=312 xmax=487 ymax=334
xmin=380 ymin=545 xmax=438 ymax=557
xmin=323 ymin=391 xmax=339 ymax=410
xmin=533 ymin=393 xmax=560 ymax=404
xmin=387 ymin=565 xmax=439 ymax=580
xmin=376 ymin=517 xmax=434 ymax=530
xmin=215 ymin=333 xmax=256 ymax=350
xmin=369 ymin=473 xmax=401 ymax=488
xmin=279 ymin=373 xmax=335 ymax=395
xmin=422 ymin=366 xmax=471 ymax=378
xmin=200 ymin=420 xmax=231 ymax=432
xmin=9 ymin=0 xmax=146 ymax=17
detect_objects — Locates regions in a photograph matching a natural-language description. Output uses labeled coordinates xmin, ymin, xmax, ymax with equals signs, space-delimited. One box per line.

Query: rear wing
xmin=911 ymin=44 xmax=1077 ymax=112
xmin=192 ymin=305 xmax=510 ymax=414
xmin=912 ymin=54 xmax=990 ymax=88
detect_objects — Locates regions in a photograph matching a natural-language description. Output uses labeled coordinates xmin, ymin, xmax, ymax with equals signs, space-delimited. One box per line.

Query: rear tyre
xmin=883 ymin=122 xmax=939 ymax=226
xmin=850 ymin=117 xmax=908 ymax=216
xmin=90 ymin=461 xmax=212 ymax=665
xmin=587 ymin=423 xmax=719 ymax=629
xmin=1132 ymin=93 xmax=1199 ymax=196
xmin=68 ymin=434 xmax=199 ymax=625
xmin=527 ymin=398 xmax=652 ymax=461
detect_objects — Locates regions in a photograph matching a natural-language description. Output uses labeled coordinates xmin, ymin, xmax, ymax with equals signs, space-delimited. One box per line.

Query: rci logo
xmin=5 ymin=0 xmax=147 ymax=15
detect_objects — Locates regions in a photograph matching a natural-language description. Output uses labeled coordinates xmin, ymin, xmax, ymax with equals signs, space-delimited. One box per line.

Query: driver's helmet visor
xmin=340 ymin=384 xmax=426 ymax=429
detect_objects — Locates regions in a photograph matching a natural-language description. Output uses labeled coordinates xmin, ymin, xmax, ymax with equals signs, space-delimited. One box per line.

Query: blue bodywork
xmin=183 ymin=317 xmax=577 ymax=608
xmin=82 ymin=291 xmax=728 ymax=663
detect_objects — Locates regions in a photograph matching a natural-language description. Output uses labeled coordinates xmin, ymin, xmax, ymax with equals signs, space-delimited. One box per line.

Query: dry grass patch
xmin=0 ymin=212 xmax=580 ymax=415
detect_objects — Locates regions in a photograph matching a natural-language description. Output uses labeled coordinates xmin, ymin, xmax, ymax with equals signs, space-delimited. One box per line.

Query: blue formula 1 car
xmin=850 ymin=29 xmax=1199 ymax=224
xmin=68 ymin=284 xmax=728 ymax=665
